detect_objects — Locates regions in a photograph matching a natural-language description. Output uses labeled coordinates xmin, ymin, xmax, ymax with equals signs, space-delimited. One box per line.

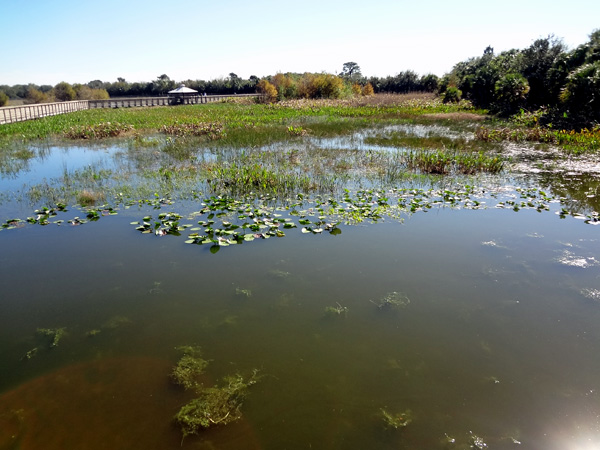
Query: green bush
xmin=53 ymin=82 xmax=76 ymax=101
xmin=0 ymin=91 xmax=8 ymax=106
xmin=443 ymin=87 xmax=462 ymax=103
xmin=493 ymin=73 xmax=530 ymax=116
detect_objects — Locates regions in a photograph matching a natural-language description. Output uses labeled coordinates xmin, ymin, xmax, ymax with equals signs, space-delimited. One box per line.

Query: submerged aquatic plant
xmin=36 ymin=327 xmax=66 ymax=347
xmin=174 ymin=369 xmax=261 ymax=439
xmin=171 ymin=345 xmax=210 ymax=391
xmin=381 ymin=408 xmax=412 ymax=429
xmin=324 ymin=303 xmax=348 ymax=316
xmin=371 ymin=292 xmax=410 ymax=310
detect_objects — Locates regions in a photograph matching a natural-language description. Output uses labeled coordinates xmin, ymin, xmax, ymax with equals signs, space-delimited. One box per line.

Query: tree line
xmin=1 ymin=29 xmax=597 ymax=128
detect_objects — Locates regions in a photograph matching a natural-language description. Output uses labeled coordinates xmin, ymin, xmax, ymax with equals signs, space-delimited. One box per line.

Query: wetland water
xmin=1 ymin=126 xmax=600 ymax=449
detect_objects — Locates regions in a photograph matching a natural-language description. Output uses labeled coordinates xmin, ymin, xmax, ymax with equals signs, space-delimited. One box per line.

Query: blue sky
xmin=1 ymin=0 xmax=598 ymax=86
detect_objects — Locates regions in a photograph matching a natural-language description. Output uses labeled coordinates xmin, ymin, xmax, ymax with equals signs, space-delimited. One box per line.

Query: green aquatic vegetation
xmin=36 ymin=327 xmax=66 ymax=348
xmin=1 ymin=218 xmax=25 ymax=230
xmin=371 ymin=292 xmax=410 ymax=310
xmin=22 ymin=347 xmax=39 ymax=360
xmin=160 ymin=122 xmax=225 ymax=139
xmin=102 ymin=315 xmax=131 ymax=329
xmin=269 ymin=269 xmax=291 ymax=279
xmin=64 ymin=122 xmax=135 ymax=139
xmin=86 ymin=329 xmax=101 ymax=337
xmin=174 ymin=370 xmax=260 ymax=439
xmin=235 ymin=288 xmax=252 ymax=297
xmin=324 ymin=303 xmax=348 ymax=317
xmin=381 ymin=408 xmax=412 ymax=429
xmin=171 ymin=346 xmax=210 ymax=390
xmin=405 ymin=150 xmax=503 ymax=175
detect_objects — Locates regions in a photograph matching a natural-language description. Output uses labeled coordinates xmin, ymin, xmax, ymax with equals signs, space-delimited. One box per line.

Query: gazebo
xmin=168 ymin=84 xmax=199 ymax=105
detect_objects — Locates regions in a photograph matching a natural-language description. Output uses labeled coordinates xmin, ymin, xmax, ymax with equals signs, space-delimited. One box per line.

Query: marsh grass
xmin=405 ymin=150 xmax=503 ymax=175
xmin=0 ymin=95 xmax=480 ymax=142
xmin=77 ymin=189 xmax=105 ymax=206
xmin=476 ymin=125 xmax=600 ymax=153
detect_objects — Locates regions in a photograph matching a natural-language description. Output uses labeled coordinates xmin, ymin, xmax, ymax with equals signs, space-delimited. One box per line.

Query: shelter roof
xmin=168 ymin=84 xmax=198 ymax=94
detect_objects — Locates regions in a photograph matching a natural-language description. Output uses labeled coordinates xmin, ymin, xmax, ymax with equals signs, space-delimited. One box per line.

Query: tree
xmin=228 ymin=73 xmax=242 ymax=92
xmin=153 ymin=74 xmax=174 ymax=95
xmin=341 ymin=62 xmax=362 ymax=81
xmin=519 ymin=36 xmax=566 ymax=107
xmin=53 ymin=82 xmax=76 ymax=101
xmin=493 ymin=73 xmax=530 ymax=116
xmin=420 ymin=74 xmax=439 ymax=92
xmin=87 ymin=80 xmax=104 ymax=90
xmin=256 ymin=79 xmax=278 ymax=103
xmin=0 ymin=91 xmax=8 ymax=106
xmin=560 ymin=61 xmax=600 ymax=126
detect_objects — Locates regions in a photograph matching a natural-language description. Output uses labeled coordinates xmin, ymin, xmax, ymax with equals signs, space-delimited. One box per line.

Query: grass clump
xmin=160 ymin=122 xmax=225 ymax=139
xmin=405 ymin=150 xmax=503 ymax=175
xmin=64 ymin=122 xmax=134 ymax=139
xmin=77 ymin=189 xmax=105 ymax=206
xmin=171 ymin=346 xmax=210 ymax=390
xmin=476 ymin=125 xmax=600 ymax=154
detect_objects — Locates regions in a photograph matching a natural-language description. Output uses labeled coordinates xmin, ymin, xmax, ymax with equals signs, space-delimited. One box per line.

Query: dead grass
xmin=279 ymin=93 xmax=437 ymax=109
xmin=423 ymin=112 xmax=487 ymax=121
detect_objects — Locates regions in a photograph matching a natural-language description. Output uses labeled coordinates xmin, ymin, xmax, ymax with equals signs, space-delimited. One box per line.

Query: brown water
xmin=2 ymin=201 xmax=600 ymax=449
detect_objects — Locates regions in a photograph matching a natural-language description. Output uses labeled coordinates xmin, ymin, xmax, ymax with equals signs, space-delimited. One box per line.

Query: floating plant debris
xmin=235 ymin=288 xmax=252 ymax=297
xmin=381 ymin=408 xmax=412 ymax=429
xmin=36 ymin=327 xmax=66 ymax=348
xmin=372 ymin=292 xmax=410 ymax=310
xmin=324 ymin=303 xmax=348 ymax=316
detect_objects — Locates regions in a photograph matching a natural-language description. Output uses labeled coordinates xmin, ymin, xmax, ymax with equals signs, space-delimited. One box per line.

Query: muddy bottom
xmin=0 ymin=357 xmax=261 ymax=450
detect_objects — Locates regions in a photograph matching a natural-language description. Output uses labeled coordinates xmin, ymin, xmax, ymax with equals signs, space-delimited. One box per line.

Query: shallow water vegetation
xmin=171 ymin=346 xmax=210 ymax=390
xmin=380 ymin=408 xmax=412 ymax=429
xmin=404 ymin=150 xmax=503 ymax=175
xmin=36 ymin=327 xmax=66 ymax=348
xmin=372 ymin=292 xmax=410 ymax=310
xmin=174 ymin=371 xmax=260 ymax=438
xmin=324 ymin=303 xmax=348 ymax=317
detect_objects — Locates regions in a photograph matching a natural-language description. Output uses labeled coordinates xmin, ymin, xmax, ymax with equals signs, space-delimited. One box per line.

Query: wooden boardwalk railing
xmin=0 ymin=94 xmax=262 ymax=125
xmin=0 ymin=101 xmax=89 ymax=125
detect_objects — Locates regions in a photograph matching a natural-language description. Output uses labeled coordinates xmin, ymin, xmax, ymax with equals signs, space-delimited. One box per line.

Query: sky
xmin=1 ymin=0 xmax=598 ymax=86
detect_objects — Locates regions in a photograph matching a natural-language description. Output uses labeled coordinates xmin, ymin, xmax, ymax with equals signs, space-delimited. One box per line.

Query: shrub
xmin=271 ymin=73 xmax=297 ymax=100
xmin=351 ymin=83 xmax=362 ymax=96
xmin=256 ymin=79 xmax=278 ymax=103
xmin=90 ymin=88 xmax=110 ymax=100
xmin=0 ymin=91 xmax=8 ymax=106
xmin=443 ymin=87 xmax=462 ymax=103
xmin=53 ymin=82 xmax=76 ymax=101
xmin=493 ymin=73 xmax=530 ymax=116
xmin=298 ymin=73 xmax=345 ymax=99
xmin=26 ymin=87 xmax=49 ymax=104
xmin=362 ymin=83 xmax=375 ymax=96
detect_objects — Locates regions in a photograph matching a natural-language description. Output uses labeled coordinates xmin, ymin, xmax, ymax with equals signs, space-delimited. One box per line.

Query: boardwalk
xmin=0 ymin=94 xmax=262 ymax=125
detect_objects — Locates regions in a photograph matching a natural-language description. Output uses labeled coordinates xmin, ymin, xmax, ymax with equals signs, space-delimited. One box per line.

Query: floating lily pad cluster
xmin=2 ymin=185 xmax=598 ymax=239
